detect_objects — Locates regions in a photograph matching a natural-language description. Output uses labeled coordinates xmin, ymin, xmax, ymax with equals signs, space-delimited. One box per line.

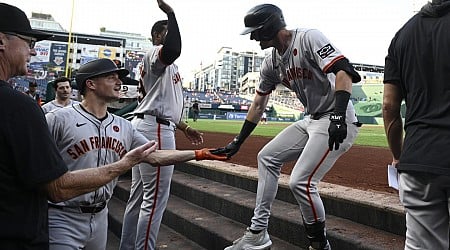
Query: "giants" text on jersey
xmin=67 ymin=136 xmax=128 ymax=160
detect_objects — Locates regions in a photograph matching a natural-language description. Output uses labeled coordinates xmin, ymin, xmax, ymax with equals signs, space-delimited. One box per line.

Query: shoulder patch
xmin=316 ymin=43 xmax=335 ymax=59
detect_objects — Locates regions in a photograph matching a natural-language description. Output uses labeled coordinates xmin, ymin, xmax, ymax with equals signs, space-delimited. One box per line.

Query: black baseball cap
xmin=0 ymin=3 xmax=52 ymax=41
xmin=75 ymin=58 xmax=129 ymax=93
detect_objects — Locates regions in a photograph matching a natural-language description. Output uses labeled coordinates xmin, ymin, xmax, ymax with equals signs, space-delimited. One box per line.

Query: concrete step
xmin=108 ymin=196 xmax=207 ymax=250
xmin=108 ymin=160 xmax=406 ymax=249
xmin=168 ymin=169 xmax=404 ymax=250
xmin=175 ymin=161 xmax=406 ymax=237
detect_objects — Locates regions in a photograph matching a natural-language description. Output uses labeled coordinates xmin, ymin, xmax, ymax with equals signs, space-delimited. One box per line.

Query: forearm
xmin=383 ymin=83 xmax=403 ymax=160
xmin=384 ymin=115 xmax=403 ymax=160
xmin=147 ymin=150 xmax=195 ymax=166
xmin=246 ymin=93 xmax=269 ymax=123
xmin=335 ymin=71 xmax=353 ymax=93
xmin=45 ymin=161 xmax=130 ymax=203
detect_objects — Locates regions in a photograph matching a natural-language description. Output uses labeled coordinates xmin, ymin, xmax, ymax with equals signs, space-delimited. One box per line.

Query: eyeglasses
xmin=4 ymin=32 xmax=37 ymax=49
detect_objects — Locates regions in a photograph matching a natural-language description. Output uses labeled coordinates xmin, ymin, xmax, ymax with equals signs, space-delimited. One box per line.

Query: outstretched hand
xmin=210 ymin=138 xmax=241 ymax=158
xmin=183 ymin=126 xmax=204 ymax=145
xmin=195 ymin=148 xmax=229 ymax=161
xmin=157 ymin=0 xmax=173 ymax=14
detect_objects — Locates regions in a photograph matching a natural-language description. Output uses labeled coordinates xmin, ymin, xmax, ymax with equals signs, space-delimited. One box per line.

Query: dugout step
xmin=169 ymin=169 xmax=404 ymax=250
xmin=108 ymin=195 xmax=207 ymax=250
xmin=175 ymin=161 xmax=406 ymax=237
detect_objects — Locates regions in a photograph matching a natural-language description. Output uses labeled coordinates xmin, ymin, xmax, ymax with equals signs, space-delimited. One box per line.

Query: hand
xmin=124 ymin=140 xmax=158 ymax=166
xmin=210 ymin=137 xmax=241 ymax=158
xmin=157 ymin=0 xmax=173 ymax=14
xmin=195 ymin=148 xmax=229 ymax=161
xmin=183 ymin=126 xmax=203 ymax=145
xmin=328 ymin=112 xmax=347 ymax=151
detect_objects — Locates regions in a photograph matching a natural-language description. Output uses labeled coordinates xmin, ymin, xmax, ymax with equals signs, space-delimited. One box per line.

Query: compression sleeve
xmin=327 ymin=57 xmax=361 ymax=83
xmin=160 ymin=12 xmax=181 ymax=65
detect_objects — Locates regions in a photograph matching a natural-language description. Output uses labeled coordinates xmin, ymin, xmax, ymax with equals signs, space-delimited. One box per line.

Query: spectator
xmin=25 ymin=80 xmax=41 ymax=105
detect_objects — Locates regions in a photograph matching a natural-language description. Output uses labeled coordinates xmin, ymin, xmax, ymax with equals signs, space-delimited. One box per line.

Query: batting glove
xmin=328 ymin=112 xmax=347 ymax=151
xmin=195 ymin=148 xmax=229 ymax=161
xmin=210 ymin=136 xmax=241 ymax=158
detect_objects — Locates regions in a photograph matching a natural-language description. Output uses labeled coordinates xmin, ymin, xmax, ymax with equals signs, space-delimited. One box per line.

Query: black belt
xmin=310 ymin=110 xmax=333 ymax=120
xmin=135 ymin=113 xmax=170 ymax=126
xmin=48 ymin=202 xmax=106 ymax=214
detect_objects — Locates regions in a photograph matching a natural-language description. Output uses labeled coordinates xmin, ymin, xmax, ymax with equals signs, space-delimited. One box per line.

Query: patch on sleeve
xmin=316 ymin=44 xmax=335 ymax=59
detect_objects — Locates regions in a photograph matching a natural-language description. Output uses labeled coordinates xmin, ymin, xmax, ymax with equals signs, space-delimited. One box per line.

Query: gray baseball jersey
xmin=259 ymin=28 xmax=357 ymax=122
xmin=248 ymin=29 xmax=359 ymax=234
xmin=133 ymin=45 xmax=184 ymax=123
xmin=120 ymin=43 xmax=182 ymax=250
xmin=46 ymin=103 xmax=147 ymax=249
xmin=41 ymin=100 xmax=80 ymax=114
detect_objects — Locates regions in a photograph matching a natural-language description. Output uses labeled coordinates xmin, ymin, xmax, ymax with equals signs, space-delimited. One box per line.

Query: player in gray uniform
xmin=214 ymin=4 xmax=361 ymax=250
xmin=120 ymin=1 xmax=204 ymax=249
xmin=41 ymin=76 xmax=79 ymax=114
xmin=46 ymin=58 xmax=226 ymax=250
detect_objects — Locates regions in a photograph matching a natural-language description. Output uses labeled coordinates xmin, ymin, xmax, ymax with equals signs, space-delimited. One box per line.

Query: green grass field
xmin=189 ymin=119 xmax=388 ymax=148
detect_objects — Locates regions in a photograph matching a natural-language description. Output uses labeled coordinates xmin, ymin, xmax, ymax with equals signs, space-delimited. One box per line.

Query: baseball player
xmin=214 ymin=4 xmax=361 ymax=250
xmin=120 ymin=1 xmax=205 ymax=249
xmin=46 ymin=58 xmax=226 ymax=250
xmin=41 ymin=76 xmax=79 ymax=114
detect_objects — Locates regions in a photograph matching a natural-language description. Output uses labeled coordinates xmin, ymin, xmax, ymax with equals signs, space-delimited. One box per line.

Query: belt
xmin=135 ymin=113 xmax=170 ymax=126
xmin=309 ymin=110 xmax=333 ymax=120
xmin=48 ymin=202 xmax=106 ymax=214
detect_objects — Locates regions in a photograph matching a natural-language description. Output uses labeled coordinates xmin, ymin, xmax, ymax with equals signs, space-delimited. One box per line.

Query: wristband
xmin=235 ymin=119 xmax=257 ymax=145
xmin=334 ymin=90 xmax=351 ymax=114
xmin=185 ymin=125 xmax=191 ymax=132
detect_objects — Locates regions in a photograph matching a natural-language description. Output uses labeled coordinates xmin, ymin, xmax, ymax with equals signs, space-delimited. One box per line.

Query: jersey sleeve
xmin=305 ymin=29 xmax=344 ymax=73
xmin=148 ymin=45 xmax=167 ymax=76
xmin=384 ymin=35 xmax=401 ymax=86
xmin=257 ymin=52 xmax=281 ymax=95
xmin=8 ymin=99 xmax=67 ymax=189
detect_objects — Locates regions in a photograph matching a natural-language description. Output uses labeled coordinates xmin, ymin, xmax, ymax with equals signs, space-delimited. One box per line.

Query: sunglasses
xmin=4 ymin=32 xmax=37 ymax=49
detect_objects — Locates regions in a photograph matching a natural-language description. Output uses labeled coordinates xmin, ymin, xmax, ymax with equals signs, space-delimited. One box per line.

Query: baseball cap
xmin=75 ymin=58 xmax=129 ymax=93
xmin=29 ymin=81 xmax=38 ymax=87
xmin=0 ymin=3 xmax=52 ymax=41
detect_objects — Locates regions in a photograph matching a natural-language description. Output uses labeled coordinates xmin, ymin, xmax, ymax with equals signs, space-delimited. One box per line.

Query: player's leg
xmin=399 ymin=172 xmax=450 ymax=250
xmin=119 ymin=118 xmax=146 ymax=250
xmin=85 ymin=208 xmax=108 ymax=250
xmin=289 ymin=117 xmax=358 ymax=249
xmin=48 ymin=208 xmax=91 ymax=250
xmin=225 ymin=120 xmax=308 ymax=250
xmin=135 ymin=123 xmax=176 ymax=250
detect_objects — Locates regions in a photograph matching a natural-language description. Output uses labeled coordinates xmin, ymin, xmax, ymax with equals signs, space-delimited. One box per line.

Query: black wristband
xmin=235 ymin=119 xmax=257 ymax=145
xmin=334 ymin=90 xmax=351 ymax=114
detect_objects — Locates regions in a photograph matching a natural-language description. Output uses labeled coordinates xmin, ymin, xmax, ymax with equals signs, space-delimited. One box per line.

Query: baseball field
xmin=176 ymin=119 xmax=394 ymax=195
xmin=186 ymin=119 xmax=388 ymax=148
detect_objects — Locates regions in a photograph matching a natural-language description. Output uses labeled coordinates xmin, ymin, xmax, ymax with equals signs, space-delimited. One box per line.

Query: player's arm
xmin=382 ymin=83 xmax=403 ymax=162
xmin=212 ymin=93 xmax=270 ymax=157
xmin=158 ymin=0 xmax=181 ymax=65
xmin=145 ymin=149 xmax=228 ymax=166
xmin=327 ymin=58 xmax=360 ymax=150
xmin=44 ymin=141 xmax=157 ymax=203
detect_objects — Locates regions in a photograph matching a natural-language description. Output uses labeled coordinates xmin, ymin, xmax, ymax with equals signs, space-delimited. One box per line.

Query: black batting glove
xmin=210 ymin=136 xmax=242 ymax=158
xmin=328 ymin=112 xmax=347 ymax=151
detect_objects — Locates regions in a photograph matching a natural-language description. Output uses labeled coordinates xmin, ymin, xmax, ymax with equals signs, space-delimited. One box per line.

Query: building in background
xmin=193 ymin=47 xmax=265 ymax=92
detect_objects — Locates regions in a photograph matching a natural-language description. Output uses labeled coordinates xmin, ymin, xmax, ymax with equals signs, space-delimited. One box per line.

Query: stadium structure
xmin=15 ymin=12 xmax=392 ymax=124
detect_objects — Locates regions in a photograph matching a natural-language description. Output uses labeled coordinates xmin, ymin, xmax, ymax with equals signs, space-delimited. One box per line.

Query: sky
xmin=4 ymin=0 xmax=428 ymax=81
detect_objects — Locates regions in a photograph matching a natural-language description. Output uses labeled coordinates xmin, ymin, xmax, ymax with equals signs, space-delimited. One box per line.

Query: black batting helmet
xmin=75 ymin=58 xmax=129 ymax=95
xmin=241 ymin=4 xmax=286 ymax=41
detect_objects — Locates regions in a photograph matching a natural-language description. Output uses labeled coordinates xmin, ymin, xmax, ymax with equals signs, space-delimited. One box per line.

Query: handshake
xmin=194 ymin=148 xmax=229 ymax=161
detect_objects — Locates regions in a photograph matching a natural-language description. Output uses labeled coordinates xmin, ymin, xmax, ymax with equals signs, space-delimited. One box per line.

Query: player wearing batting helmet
xmin=214 ymin=3 xmax=361 ymax=250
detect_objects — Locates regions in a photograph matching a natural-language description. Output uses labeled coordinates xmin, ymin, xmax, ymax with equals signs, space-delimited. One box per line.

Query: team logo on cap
xmin=317 ymin=44 xmax=335 ymax=59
